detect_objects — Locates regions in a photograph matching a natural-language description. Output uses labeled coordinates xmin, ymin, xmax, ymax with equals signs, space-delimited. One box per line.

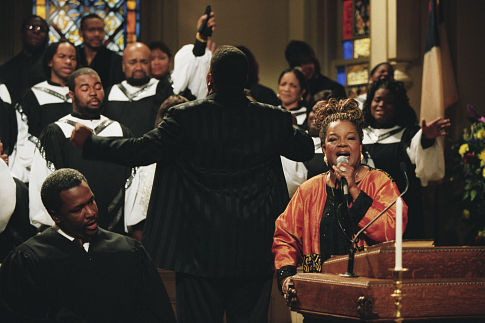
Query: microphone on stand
xmin=340 ymin=162 xmax=409 ymax=278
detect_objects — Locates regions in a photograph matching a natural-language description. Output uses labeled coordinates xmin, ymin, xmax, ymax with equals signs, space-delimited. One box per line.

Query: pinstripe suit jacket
xmin=83 ymin=91 xmax=314 ymax=277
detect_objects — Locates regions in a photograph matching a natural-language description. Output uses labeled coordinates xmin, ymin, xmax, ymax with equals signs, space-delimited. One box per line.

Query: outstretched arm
xmin=71 ymin=109 xmax=184 ymax=167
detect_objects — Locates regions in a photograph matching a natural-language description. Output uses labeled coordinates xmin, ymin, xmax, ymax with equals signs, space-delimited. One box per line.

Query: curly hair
xmin=313 ymin=98 xmax=364 ymax=144
xmin=362 ymin=79 xmax=417 ymax=128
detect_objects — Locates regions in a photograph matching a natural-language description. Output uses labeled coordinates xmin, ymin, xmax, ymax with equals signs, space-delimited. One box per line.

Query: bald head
xmin=123 ymin=42 xmax=151 ymax=86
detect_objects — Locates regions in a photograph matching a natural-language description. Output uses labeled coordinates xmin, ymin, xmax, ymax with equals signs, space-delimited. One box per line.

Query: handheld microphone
xmin=340 ymin=162 xmax=409 ymax=277
xmin=336 ymin=155 xmax=350 ymax=206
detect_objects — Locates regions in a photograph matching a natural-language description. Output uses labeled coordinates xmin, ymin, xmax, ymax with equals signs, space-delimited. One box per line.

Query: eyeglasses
xmin=25 ymin=24 xmax=48 ymax=32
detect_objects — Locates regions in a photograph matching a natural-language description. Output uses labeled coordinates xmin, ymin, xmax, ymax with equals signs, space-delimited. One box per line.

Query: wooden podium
xmin=290 ymin=241 xmax=485 ymax=321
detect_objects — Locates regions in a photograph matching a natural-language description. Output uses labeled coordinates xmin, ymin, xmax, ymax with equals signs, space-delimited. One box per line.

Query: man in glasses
xmin=0 ymin=15 xmax=49 ymax=103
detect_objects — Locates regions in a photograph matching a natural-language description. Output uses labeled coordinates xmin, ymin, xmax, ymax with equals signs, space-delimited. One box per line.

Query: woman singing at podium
xmin=272 ymin=98 xmax=408 ymax=304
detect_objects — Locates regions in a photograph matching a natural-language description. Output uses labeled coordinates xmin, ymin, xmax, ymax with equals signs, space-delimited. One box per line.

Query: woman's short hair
xmin=277 ymin=68 xmax=308 ymax=96
xmin=43 ymin=40 xmax=76 ymax=77
xmin=155 ymin=95 xmax=189 ymax=127
xmin=148 ymin=41 xmax=172 ymax=59
xmin=362 ymin=79 xmax=417 ymax=128
xmin=369 ymin=62 xmax=394 ymax=79
xmin=314 ymin=98 xmax=364 ymax=144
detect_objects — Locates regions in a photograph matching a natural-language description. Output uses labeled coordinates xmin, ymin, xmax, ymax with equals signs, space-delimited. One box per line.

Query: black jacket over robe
xmin=76 ymin=46 xmax=124 ymax=89
xmin=83 ymin=91 xmax=314 ymax=278
xmin=0 ymin=227 xmax=175 ymax=323
xmin=21 ymin=81 xmax=72 ymax=138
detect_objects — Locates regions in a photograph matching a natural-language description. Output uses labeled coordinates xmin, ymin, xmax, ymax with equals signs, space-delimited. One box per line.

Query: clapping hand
xmin=421 ymin=117 xmax=451 ymax=139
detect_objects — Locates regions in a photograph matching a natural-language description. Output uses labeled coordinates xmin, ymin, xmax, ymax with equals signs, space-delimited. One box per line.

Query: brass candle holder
xmin=390 ymin=268 xmax=408 ymax=322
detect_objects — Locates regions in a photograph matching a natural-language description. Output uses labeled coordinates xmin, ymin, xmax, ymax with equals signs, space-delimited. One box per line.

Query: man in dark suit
xmin=70 ymin=45 xmax=314 ymax=323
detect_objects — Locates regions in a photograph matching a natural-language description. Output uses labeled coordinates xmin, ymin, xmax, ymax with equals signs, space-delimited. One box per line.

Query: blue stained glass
xmin=337 ymin=66 xmax=346 ymax=86
xmin=343 ymin=40 xmax=353 ymax=60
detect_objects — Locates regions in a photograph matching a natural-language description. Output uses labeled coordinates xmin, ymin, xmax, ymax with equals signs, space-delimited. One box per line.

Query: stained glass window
xmin=337 ymin=0 xmax=371 ymax=97
xmin=33 ymin=0 xmax=140 ymax=53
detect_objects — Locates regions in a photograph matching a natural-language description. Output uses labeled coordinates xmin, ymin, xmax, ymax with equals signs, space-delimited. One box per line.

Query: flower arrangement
xmin=455 ymin=105 xmax=485 ymax=244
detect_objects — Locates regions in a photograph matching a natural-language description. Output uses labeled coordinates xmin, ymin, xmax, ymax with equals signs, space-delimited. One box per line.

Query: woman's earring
xmin=323 ymin=155 xmax=328 ymax=165
xmin=361 ymin=152 xmax=364 ymax=163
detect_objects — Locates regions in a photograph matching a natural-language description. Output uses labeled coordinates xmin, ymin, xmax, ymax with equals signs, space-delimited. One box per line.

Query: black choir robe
xmin=0 ymin=84 xmax=17 ymax=156
xmin=83 ymin=91 xmax=315 ymax=278
xmin=0 ymin=49 xmax=47 ymax=103
xmin=103 ymin=77 xmax=173 ymax=137
xmin=21 ymin=80 xmax=72 ymax=138
xmin=32 ymin=115 xmax=133 ymax=233
xmin=0 ymin=227 xmax=176 ymax=323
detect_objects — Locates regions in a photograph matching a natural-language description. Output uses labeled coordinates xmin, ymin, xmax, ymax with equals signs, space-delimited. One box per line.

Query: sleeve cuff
xmin=192 ymin=40 xmax=207 ymax=57
xmin=349 ymin=190 xmax=373 ymax=224
xmin=276 ymin=265 xmax=297 ymax=292
xmin=420 ymin=135 xmax=435 ymax=149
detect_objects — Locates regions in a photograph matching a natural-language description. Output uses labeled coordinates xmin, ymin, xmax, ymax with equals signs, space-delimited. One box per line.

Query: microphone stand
xmin=340 ymin=163 xmax=409 ymax=278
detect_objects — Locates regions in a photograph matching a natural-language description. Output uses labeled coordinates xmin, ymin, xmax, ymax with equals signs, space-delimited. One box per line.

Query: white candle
xmin=395 ymin=197 xmax=403 ymax=270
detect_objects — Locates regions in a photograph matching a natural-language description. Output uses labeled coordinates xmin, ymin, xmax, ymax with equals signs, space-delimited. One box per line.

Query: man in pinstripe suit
xmin=71 ymin=45 xmax=314 ymax=323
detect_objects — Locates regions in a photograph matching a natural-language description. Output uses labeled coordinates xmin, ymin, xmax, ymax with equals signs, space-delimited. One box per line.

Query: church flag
xmin=420 ymin=0 xmax=458 ymax=123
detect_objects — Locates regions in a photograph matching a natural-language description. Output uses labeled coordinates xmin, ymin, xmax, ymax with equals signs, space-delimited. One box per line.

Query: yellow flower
xmin=459 ymin=144 xmax=469 ymax=157
xmin=483 ymin=167 xmax=485 ymax=178
xmin=480 ymin=149 xmax=485 ymax=166
xmin=476 ymin=129 xmax=485 ymax=139
xmin=463 ymin=209 xmax=470 ymax=219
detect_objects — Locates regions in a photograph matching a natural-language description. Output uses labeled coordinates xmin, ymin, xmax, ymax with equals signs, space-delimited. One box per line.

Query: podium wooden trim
xmin=290 ymin=241 xmax=485 ymax=321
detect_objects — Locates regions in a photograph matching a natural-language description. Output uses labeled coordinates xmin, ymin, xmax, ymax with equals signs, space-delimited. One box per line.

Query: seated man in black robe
xmin=0 ymin=168 xmax=175 ymax=323
xmin=29 ymin=67 xmax=138 ymax=235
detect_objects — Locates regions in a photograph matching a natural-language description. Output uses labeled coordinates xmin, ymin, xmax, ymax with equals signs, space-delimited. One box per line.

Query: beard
xmin=126 ymin=75 xmax=150 ymax=86
xmin=74 ymin=97 xmax=101 ymax=119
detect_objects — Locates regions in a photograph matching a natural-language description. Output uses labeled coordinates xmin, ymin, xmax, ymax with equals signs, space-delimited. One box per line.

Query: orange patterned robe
xmin=273 ymin=169 xmax=408 ymax=276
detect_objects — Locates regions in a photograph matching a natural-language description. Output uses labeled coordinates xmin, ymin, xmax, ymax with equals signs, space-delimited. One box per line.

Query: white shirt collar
xmin=56 ymin=227 xmax=90 ymax=252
